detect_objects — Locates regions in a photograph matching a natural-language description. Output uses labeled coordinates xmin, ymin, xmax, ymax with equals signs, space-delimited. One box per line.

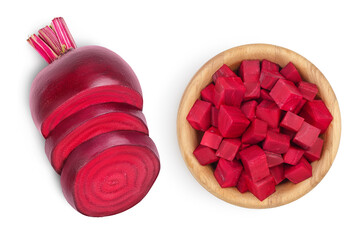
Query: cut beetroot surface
xmin=283 ymin=146 xmax=304 ymax=165
xmin=270 ymin=79 xmax=303 ymax=111
xmin=214 ymin=77 xmax=246 ymax=108
xmin=280 ymin=62 xmax=302 ymax=83
xmin=238 ymin=60 xmax=260 ymax=82
xmin=200 ymin=127 xmax=223 ymax=150
xmin=236 ymin=171 xmax=249 ymax=193
xmin=216 ymin=138 xmax=241 ymax=161
xmin=200 ymin=83 xmax=216 ymax=105
xmin=211 ymin=107 xmax=219 ymax=127
xmin=293 ymin=122 xmax=321 ymax=149
xmin=242 ymin=119 xmax=268 ymax=144
xmin=280 ymin=111 xmax=304 ymax=132
xmin=193 ymin=145 xmax=219 ymax=166
xmin=297 ymin=81 xmax=318 ymax=101
xmin=304 ymin=137 xmax=324 ymax=162
xmin=186 ymin=99 xmax=212 ymax=131
xmin=245 ymin=174 xmax=276 ymax=201
xmin=30 ymin=46 xmax=143 ymax=138
xmin=244 ymin=81 xmax=261 ymax=100
xmin=292 ymin=98 xmax=307 ymax=115
xmin=218 ymin=105 xmax=250 ymax=138
xmin=259 ymin=70 xmax=284 ymax=90
xmin=61 ymin=131 xmax=160 ymax=217
xmin=212 ymin=64 xmax=238 ymax=82
xmin=300 ymin=100 xmax=333 ymax=133
xmin=240 ymin=100 xmax=258 ymax=121
xmin=256 ymin=100 xmax=281 ymax=128
xmin=285 ymin=158 xmax=312 ymax=184
xmin=265 ymin=151 xmax=284 ymax=167
xmin=260 ymin=89 xmax=273 ymax=101
xmin=261 ymin=59 xmax=279 ymax=72
xmin=270 ymin=164 xmax=285 ymax=185
xmin=263 ymin=131 xmax=290 ymax=154
xmin=239 ymin=145 xmax=269 ymax=182
xmin=45 ymin=103 xmax=148 ymax=174
xmin=214 ymin=158 xmax=243 ymax=188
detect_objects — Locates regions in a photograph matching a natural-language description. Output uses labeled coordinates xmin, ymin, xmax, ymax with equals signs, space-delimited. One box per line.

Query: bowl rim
xmin=177 ymin=43 xmax=341 ymax=208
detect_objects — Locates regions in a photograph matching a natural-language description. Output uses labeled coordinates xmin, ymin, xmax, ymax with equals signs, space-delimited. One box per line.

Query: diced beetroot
xmin=211 ymin=107 xmax=219 ymax=127
xmin=265 ymin=151 xmax=284 ymax=167
xmin=293 ymin=122 xmax=321 ymax=149
xmin=260 ymin=89 xmax=273 ymax=101
xmin=186 ymin=99 xmax=212 ymax=131
xmin=304 ymin=137 xmax=324 ymax=162
xmin=283 ymin=146 xmax=304 ymax=165
xmin=200 ymin=83 xmax=216 ymax=105
xmin=193 ymin=145 xmax=219 ymax=166
xmin=236 ymin=171 xmax=249 ymax=193
xmin=212 ymin=64 xmax=238 ymax=82
xmin=214 ymin=158 xmax=243 ymax=188
xmin=244 ymin=174 xmax=276 ymax=201
xmin=270 ymin=79 xmax=303 ymax=111
xmin=292 ymin=98 xmax=307 ymax=114
xmin=214 ymin=77 xmax=246 ymax=108
xmin=238 ymin=145 xmax=270 ymax=182
xmin=238 ymin=60 xmax=260 ymax=82
xmin=270 ymin=164 xmax=285 ymax=185
xmin=280 ymin=111 xmax=304 ymax=132
xmin=261 ymin=59 xmax=279 ymax=73
xmin=280 ymin=62 xmax=302 ymax=83
xmin=285 ymin=157 xmax=312 ymax=183
xmin=240 ymin=100 xmax=257 ymax=121
xmin=244 ymin=81 xmax=261 ymax=100
xmin=242 ymin=119 xmax=268 ymax=144
xmin=259 ymin=71 xmax=285 ymax=90
xmin=269 ymin=127 xmax=280 ymax=133
xmin=297 ymin=81 xmax=318 ymax=101
xmin=200 ymin=127 xmax=223 ymax=149
xmin=300 ymin=100 xmax=333 ymax=133
xmin=263 ymin=131 xmax=290 ymax=154
xmin=216 ymin=138 xmax=242 ymax=161
xmin=281 ymin=128 xmax=297 ymax=139
xmin=218 ymin=105 xmax=250 ymax=138
xmin=256 ymin=100 xmax=281 ymax=128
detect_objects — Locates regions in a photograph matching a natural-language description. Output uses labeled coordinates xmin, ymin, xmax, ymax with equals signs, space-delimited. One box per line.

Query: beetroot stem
xmin=27 ymin=34 xmax=58 ymax=64
xmin=51 ymin=17 xmax=77 ymax=52
xmin=38 ymin=26 xmax=62 ymax=55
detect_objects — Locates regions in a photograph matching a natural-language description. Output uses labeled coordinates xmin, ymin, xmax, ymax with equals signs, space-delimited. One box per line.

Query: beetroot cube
xmin=244 ymin=81 xmax=261 ymax=100
xmin=242 ymin=119 xmax=268 ymax=144
xmin=216 ymin=138 xmax=242 ymax=161
xmin=214 ymin=76 xmax=246 ymax=108
xmin=280 ymin=111 xmax=304 ymax=132
xmin=200 ymin=127 xmax=223 ymax=149
xmin=212 ymin=64 xmax=237 ymax=83
xmin=236 ymin=170 xmax=249 ymax=193
xmin=297 ymin=81 xmax=318 ymax=101
xmin=293 ymin=122 xmax=321 ymax=149
xmin=211 ymin=107 xmax=219 ymax=127
xmin=186 ymin=99 xmax=212 ymax=131
xmin=270 ymin=164 xmax=285 ymax=185
xmin=193 ymin=145 xmax=219 ymax=166
xmin=292 ymin=98 xmax=307 ymax=114
xmin=300 ymin=100 xmax=333 ymax=133
xmin=304 ymin=137 xmax=324 ymax=162
xmin=245 ymin=174 xmax=276 ymax=201
xmin=240 ymin=100 xmax=257 ymax=121
xmin=238 ymin=60 xmax=260 ymax=82
xmin=259 ymin=71 xmax=285 ymax=90
xmin=280 ymin=62 xmax=302 ymax=83
xmin=260 ymin=89 xmax=273 ymax=101
xmin=281 ymin=128 xmax=297 ymax=139
xmin=269 ymin=127 xmax=280 ymax=133
xmin=263 ymin=131 xmax=290 ymax=154
xmin=200 ymin=83 xmax=215 ymax=105
xmin=261 ymin=59 xmax=279 ymax=72
xmin=218 ymin=105 xmax=250 ymax=138
xmin=256 ymin=100 xmax=281 ymax=128
xmin=214 ymin=158 xmax=243 ymax=188
xmin=270 ymin=79 xmax=303 ymax=111
xmin=265 ymin=151 xmax=284 ymax=167
xmin=285 ymin=157 xmax=312 ymax=183
xmin=283 ymin=146 xmax=304 ymax=165
xmin=238 ymin=145 xmax=270 ymax=182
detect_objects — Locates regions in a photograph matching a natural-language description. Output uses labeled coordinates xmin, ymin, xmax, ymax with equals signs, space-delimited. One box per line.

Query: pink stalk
xmin=27 ymin=34 xmax=58 ymax=64
xmin=51 ymin=17 xmax=77 ymax=52
xmin=38 ymin=26 xmax=62 ymax=55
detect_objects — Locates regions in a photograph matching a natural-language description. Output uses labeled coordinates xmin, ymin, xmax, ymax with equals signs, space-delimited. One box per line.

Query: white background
xmin=0 ymin=0 xmax=359 ymax=239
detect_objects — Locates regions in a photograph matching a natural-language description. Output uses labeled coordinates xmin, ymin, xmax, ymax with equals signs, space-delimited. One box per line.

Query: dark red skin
xmin=30 ymin=45 xmax=143 ymax=138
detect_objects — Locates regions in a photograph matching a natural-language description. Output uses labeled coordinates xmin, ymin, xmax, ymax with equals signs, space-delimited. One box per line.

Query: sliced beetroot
xmin=263 ymin=131 xmax=290 ymax=154
xmin=292 ymin=98 xmax=307 ymax=115
xmin=242 ymin=119 xmax=268 ymax=144
xmin=238 ymin=145 xmax=269 ymax=182
xmin=304 ymin=137 xmax=324 ymax=162
xmin=240 ymin=100 xmax=258 ymax=121
xmin=193 ymin=145 xmax=219 ymax=166
xmin=280 ymin=62 xmax=302 ymax=83
xmin=214 ymin=76 xmax=246 ymax=108
xmin=256 ymin=100 xmax=281 ymax=128
xmin=261 ymin=59 xmax=279 ymax=72
xmin=270 ymin=79 xmax=303 ymax=111
xmin=186 ymin=99 xmax=212 ymax=131
xmin=30 ymin=46 xmax=143 ymax=138
xmin=259 ymin=70 xmax=284 ymax=90
xmin=214 ymin=158 xmax=243 ymax=188
xmin=244 ymin=174 xmax=276 ymax=201
xmin=200 ymin=83 xmax=216 ymax=105
xmin=218 ymin=105 xmax=250 ymax=138
xmin=281 ymin=128 xmax=297 ymax=139
xmin=300 ymin=100 xmax=333 ymax=133
xmin=280 ymin=111 xmax=304 ymax=132
xmin=297 ymin=81 xmax=318 ymax=101
xmin=236 ymin=171 xmax=249 ymax=193
xmin=45 ymin=103 xmax=148 ymax=174
xmin=260 ymin=89 xmax=273 ymax=101
xmin=238 ymin=60 xmax=260 ymax=82
xmin=61 ymin=131 xmax=160 ymax=217
xmin=244 ymin=81 xmax=261 ymax=101
xmin=269 ymin=164 xmax=285 ymax=185
xmin=211 ymin=107 xmax=219 ymax=127
xmin=200 ymin=127 xmax=223 ymax=150
xmin=265 ymin=151 xmax=284 ymax=167
xmin=283 ymin=146 xmax=304 ymax=165
xmin=212 ymin=64 xmax=238 ymax=82
xmin=293 ymin=122 xmax=321 ymax=149
xmin=216 ymin=138 xmax=241 ymax=161
xmin=285 ymin=157 xmax=312 ymax=184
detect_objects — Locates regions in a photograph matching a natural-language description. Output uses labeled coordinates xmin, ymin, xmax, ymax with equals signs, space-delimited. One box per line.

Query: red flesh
xmin=263 ymin=131 xmax=290 ymax=154
xmin=270 ymin=79 xmax=303 ymax=111
xmin=280 ymin=111 xmax=304 ymax=132
xmin=211 ymin=107 xmax=219 ymax=127
xmin=297 ymin=81 xmax=318 ymax=101
xmin=216 ymin=138 xmax=241 ymax=161
xmin=238 ymin=60 xmax=260 ymax=82
xmin=285 ymin=157 xmax=312 ymax=184
xmin=283 ymin=146 xmax=304 ymax=165
xmin=240 ymin=100 xmax=257 ymax=121
xmin=186 ymin=99 xmax=212 ymax=131
xmin=200 ymin=127 xmax=223 ymax=150
xmin=261 ymin=59 xmax=279 ymax=72
xmin=304 ymin=137 xmax=324 ymax=162
xmin=293 ymin=122 xmax=321 ymax=149
xmin=256 ymin=100 xmax=281 ymax=128
xmin=259 ymin=70 xmax=284 ymax=90
xmin=214 ymin=158 xmax=243 ymax=188
xmin=214 ymin=76 xmax=246 ymax=108
xmin=236 ymin=171 xmax=249 ymax=193
xmin=244 ymin=81 xmax=261 ymax=101
xmin=300 ymin=100 xmax=333 ymax=133
xmin=265 ymin=151 xmax=284 ymax=167
xmin=212 ymin=64 xmax=238 ymax=82
xmin=193 ymin=145 xmax=219 ymax=166
xmin=200 ymin=83 xmax=216 ymax=105
xmin=238 ymin=145 xmax=270 ymax=182
xmin=242 ymin=118 xmax=268 ymax=144
xmin=280 ymin=62 xmax=302 ymax=83
xmin=217 ymin=105 xmax=250 ymax=138
xmin=269 ymin=164 xmax=285 ymax=185
xmin=244 ymin=174 xmax=276 ymax=201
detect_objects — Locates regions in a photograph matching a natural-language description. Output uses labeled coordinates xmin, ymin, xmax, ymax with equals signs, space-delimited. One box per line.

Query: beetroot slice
xmin=45 ymin=103 xmax=148 ymax=174
xmin=61 ymin=131 xmax=160 ymax=217
xmin=30 ymin=46 xmax=143 ymax=138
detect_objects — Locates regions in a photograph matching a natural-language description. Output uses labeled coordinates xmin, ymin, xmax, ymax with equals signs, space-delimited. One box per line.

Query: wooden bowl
xmin=177 ymin=44 xmax=341 ymax=208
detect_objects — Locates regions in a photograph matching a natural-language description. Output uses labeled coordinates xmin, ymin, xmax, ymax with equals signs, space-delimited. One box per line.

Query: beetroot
xmin=214 ymin=158 xmax=243 ymax=188
xmin=244 ymin=81 xmax=261 ymax=100
xmin=261 ymin=59 xmax=279 ymax=72
xmin=211 ymin=107 xmax=219 ymax=127
xmin=236 ymin=171 xmax=249 ymax=193
xmin=285 ymin=158 xmax=312 ymax=184
xmin=269 ymin=164 xmax=285 ymax=185
xmin=61 ymin=131 xmax=160 ymax=217
xmin=193 ymin=145 xmax=219 ymax=165
xmin=216 ymin=138 xmax=242 ymax=161
xmin=283 ymin=146 xmax=304 ymax=165
xmin=200 ymin=127 xmax=223 ymax=150
xmin=212 ymin=64 xmax=238 ymax=82
xmin=218 ymin=105 xmax=250 ymax=138
xmin=200 ymin=83 xmax=216 ymax=105
xmin=297 ymin=81 xmax=318 ymax=101
xmin=186 ymin=99 xmax=212 ymax=131
xmin=238 ymin=145 xmax=269 ymax=182
xmin=256 ymin=100 xmax=281 ymax=128
xmin=300 ymin=100 xmax=333 ymax=133
xmin=280 ymin=111 xmax=304 ymax=132
xmin=270 ymin=79 xmax=303 ymax=111
xmin=242 ymin=119 xmax=268 ymax=144
xmin=265 ymin=151 xmax=284 ymax=167
xmin=259 ymin=70 xmax=284 ymax=90
xmin=45 ymin=103 xmax=148 ymax=174
xmin=280 ymin=62 xmax=302 ymax=83
xmin=293 ymin=122 xmax=321 ymax=149
xmin=240 ymin=100 xmax=257 ymax=121
xmin=214 ymin=77 xmax=246 ymax=108
xmin=304 ymin=138 xmax=324 ymax=162
xmin=238 ymin=60 xmax=260 ymax=82
xmin=292 ymin=98 xmax=307 ymax=115
xmin=263 ymin=131 xmax=290 ymax=154
xmin=259 ymin=89 xmax=273 ymax=101
xmin=244 ymin=174 xmax=276 ymax=201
